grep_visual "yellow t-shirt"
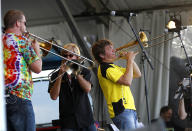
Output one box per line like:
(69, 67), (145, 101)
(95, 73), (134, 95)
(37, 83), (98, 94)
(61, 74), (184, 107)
(98, 62), (136, 118)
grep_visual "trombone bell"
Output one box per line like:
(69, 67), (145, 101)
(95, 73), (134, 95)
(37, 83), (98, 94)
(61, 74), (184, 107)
(139, 31), (148, 47)
(65, 60), (81, 75)
(39, 41), (52, 57)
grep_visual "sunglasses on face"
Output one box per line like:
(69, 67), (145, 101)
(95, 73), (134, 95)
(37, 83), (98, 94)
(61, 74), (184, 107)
(63, 54), (74, 58)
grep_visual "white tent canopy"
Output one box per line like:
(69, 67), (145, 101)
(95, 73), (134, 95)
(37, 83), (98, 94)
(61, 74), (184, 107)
(2, 0), (192, 27)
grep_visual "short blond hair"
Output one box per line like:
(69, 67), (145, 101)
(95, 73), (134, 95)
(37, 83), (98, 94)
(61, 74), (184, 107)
(61, 43), (80, 59)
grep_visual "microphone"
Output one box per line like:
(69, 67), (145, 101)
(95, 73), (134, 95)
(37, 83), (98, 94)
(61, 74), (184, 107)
(110, 11), (136, 17)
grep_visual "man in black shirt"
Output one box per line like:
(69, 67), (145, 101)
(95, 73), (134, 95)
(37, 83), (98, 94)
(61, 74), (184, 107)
(48, 43), (96, 131)
(152, 106), (185, 131)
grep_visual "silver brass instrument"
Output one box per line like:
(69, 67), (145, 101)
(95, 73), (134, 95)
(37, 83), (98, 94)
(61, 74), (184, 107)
(26, 32), (95, 82)
(65, 60), (81, 74)
(48, 60), (82, 83)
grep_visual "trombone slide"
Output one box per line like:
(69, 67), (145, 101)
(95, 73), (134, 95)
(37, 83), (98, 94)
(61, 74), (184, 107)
(116, 41), (137, 51)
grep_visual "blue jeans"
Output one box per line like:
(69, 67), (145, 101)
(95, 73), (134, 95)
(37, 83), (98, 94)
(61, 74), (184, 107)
(112, 109), (139, 131)
(61, 123), (97, 131)
(6, 94), (35, 131)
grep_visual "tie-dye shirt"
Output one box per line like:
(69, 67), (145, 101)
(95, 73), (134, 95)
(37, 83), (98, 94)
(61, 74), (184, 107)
(3, 32), (39, 100)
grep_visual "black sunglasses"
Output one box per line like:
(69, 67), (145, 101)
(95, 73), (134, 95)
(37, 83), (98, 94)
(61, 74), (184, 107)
(63, 54), (74, 58)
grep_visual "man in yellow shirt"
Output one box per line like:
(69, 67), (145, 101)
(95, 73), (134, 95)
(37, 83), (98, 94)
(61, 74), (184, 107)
(91, 39), (141, 131)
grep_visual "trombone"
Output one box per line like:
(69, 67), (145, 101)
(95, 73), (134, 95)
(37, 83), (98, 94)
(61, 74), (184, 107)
(116, 32), (148, 52)
(27, 32), (94, 69)
(115, 31), (179, 57)
(26, 32), (95, 82)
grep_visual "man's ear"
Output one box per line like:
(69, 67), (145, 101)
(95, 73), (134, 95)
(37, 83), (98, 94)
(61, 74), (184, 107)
(15, 20), (20, 27)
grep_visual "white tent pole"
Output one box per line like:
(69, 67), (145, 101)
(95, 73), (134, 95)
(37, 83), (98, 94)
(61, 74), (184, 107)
(0, 0), (7, 130)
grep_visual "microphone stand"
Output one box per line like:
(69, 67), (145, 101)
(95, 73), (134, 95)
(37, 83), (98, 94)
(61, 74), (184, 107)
(178, 31), (192, 120)
(126, 14), (154, 126)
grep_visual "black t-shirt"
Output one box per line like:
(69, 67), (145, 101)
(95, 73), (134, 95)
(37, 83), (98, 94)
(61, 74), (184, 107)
(151, 119), (185, 131)
(165, 121), (184, 131)
(48, 68), (94, 129)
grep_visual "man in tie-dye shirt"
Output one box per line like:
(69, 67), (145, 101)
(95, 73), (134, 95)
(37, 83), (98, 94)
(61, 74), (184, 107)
(3, 10), (42, 131)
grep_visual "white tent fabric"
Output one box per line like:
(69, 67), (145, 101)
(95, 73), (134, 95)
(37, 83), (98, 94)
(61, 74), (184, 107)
(0, 2), (6, 130)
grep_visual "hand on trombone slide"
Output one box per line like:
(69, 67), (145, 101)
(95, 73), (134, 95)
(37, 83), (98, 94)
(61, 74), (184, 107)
(23, 32), (42, 57)
(58, 61), (68, 75)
